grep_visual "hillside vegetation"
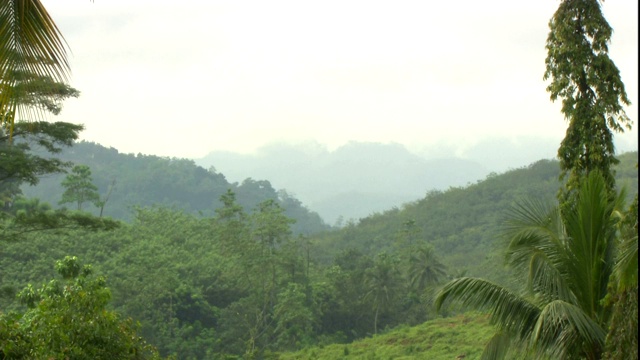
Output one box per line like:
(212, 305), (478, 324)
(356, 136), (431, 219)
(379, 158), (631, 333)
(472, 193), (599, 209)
(2, 0), (637, 358)
(21, 141), (330, 235)
(311, 152), (637, 283)
(2, 151), (636, 358)
(278, 313), (494, 360)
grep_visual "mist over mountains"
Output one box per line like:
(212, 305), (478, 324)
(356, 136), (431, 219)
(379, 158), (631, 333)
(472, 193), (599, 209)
(195, 136), (568, 224)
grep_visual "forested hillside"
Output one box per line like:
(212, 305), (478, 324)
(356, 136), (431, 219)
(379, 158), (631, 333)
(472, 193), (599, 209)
(310, 152), (638, 283)
(2, 0), (637, 358)
(2, 152), (636, 358)
(21, 141), (330, 235)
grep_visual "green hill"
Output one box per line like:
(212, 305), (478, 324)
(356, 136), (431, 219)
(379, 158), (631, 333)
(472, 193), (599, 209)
(20, 141), (330, 235)
(310, 152), (637, 283)
(3, 150), (636, 358)
(278, 313), (493, 360)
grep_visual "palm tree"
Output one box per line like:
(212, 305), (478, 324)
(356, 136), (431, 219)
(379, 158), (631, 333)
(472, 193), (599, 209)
(435, 172), (627, 359)
(364, 253), (401, 335)
(408, 245), (446, 292)
(0, 0), (70, 134)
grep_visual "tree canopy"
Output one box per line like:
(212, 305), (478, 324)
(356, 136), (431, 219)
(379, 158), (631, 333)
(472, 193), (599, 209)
(544, 0), (632, 203)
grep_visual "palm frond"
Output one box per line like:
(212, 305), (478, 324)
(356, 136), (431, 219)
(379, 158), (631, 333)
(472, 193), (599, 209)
(562, 171), (617, 318)
(503, 199), (576, 304)
(0, 0), (70, 130)
(450, 172), (624, 359)
(503, 198), (564, 271)
(503, 197), (562, 240)
(409, 245), (447, 290)
(613, 194), (637, 290)
(435, 277), (540, 339)
(531, 300), (606, 359)
(527, 252), (576, 304)
(614, 232), (638, 290)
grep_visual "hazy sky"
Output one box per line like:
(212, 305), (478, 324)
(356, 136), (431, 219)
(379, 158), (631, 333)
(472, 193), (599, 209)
(40, 0), (638, 159)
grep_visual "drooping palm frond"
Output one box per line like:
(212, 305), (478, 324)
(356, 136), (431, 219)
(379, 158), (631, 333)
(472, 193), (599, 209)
(435, 277), (540, 340)
(531, 300), (606, 359)
(437, 172), (625, 359)
(614, 231), (638, 290)
(0, 0), (70, 132)
(504, 199), (575, 304)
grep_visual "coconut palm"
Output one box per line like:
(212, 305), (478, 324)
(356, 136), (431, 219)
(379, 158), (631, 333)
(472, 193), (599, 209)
(436, 171), (627, 359)
(408, 245), (447, 292)
(364, 253), (401, 335)
(0, 0), (70, 134)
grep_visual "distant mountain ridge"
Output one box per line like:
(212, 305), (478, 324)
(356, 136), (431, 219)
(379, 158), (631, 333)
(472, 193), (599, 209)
(196, 141), (493, 223)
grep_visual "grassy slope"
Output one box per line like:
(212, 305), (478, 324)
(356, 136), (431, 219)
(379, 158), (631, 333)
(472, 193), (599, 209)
(278, 313), (494, 360)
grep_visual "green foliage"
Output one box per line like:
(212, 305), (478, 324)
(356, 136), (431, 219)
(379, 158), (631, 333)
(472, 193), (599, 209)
(544, 0), (632, 203)
(603, 194), (638, 360)
(408, 245), (446, 293)
(0, 155), (635, 358)
(0, 121), (82, 195)
(310, 159), (565, 282)
(611, 194), (638, 290)
(278, 313), (494, 360)
(21, 141), (330, 235)
(0, 256), (163, 359)
(7, 70), (80, 116)
(0, 120), (117, 242)
(0, 59), (81, 210)
(364, 253), (402, 335)
(603, 285), (638, 360)
(436, 172), (628, 359)
(311, 155), (636, 283)
(0, 0), (71, 131)
(273, 283), (315, 350)
(59, 164), (101, 210)
(0, 196), (119, 242)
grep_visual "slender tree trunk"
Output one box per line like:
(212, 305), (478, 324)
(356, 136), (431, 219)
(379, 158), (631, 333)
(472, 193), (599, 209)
(374, 304), (379, 335)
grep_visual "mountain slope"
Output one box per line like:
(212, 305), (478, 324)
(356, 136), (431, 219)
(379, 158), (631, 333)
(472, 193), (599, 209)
(21, 141), (330, 235)
(309, 152), (638, 284)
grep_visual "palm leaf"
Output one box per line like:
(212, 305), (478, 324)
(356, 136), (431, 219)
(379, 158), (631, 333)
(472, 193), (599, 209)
(614, 232), (638, 290)
(440, 172), (624, 359)
(409, 245), (446, 290)
(562, 171), (617, 320)
(526, 252), (576, 304)
(503, 198), (564, 272)
(531, 300), (606, 359)
(435, 277), (540, 339)
(504, 199), (576, 304)
(0, 0), (70, 132)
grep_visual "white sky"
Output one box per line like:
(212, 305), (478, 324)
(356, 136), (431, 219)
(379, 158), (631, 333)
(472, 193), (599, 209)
(40, 0), (638, 159)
